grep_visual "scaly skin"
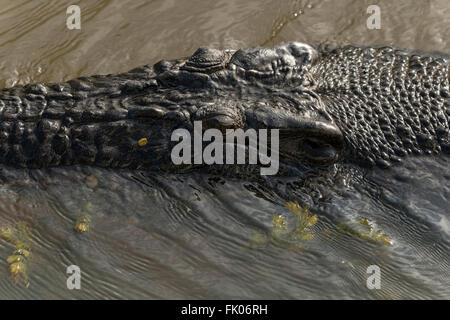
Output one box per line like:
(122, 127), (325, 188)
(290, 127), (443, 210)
(0, 42), (448, 170)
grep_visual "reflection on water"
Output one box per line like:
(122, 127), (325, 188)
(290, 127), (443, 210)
(0, 0), (448, 299)
(0, 156), (448, 299)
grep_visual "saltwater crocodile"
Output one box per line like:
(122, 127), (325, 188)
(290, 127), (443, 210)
(0, 42), (448, 171)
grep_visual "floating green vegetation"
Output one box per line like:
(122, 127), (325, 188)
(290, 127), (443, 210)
(267, 201), (319, 250)
(338, 217), (392, 246)
(75, 215), (91, 233)
(0, 222), (32, 286)
(285, 201), (318, 241)
(0, 222), (32, 250)
(75, 202), (93, 233)
(246, 202), (319, 251)
(271, 214), (288, 236)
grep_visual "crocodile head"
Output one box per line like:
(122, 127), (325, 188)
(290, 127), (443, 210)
(152, 42), (346, 169)
(149, 41), (448, 171)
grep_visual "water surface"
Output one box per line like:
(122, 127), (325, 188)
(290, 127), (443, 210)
(0, 0), (448, 299)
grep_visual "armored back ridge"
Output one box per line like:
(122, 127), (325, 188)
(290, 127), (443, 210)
(0, 42), (448, 171)
(312, 46), (449, 167)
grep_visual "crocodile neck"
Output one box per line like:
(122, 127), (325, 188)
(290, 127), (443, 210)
(0, 67), (190, 169)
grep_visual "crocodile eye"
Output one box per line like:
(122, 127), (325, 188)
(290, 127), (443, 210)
(298, 138), (339, 163)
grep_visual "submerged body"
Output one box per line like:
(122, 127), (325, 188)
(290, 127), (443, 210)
(0, 42), (448, 170)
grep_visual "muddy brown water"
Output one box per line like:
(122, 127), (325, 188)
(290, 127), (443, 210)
(0, 0), (448, 299)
